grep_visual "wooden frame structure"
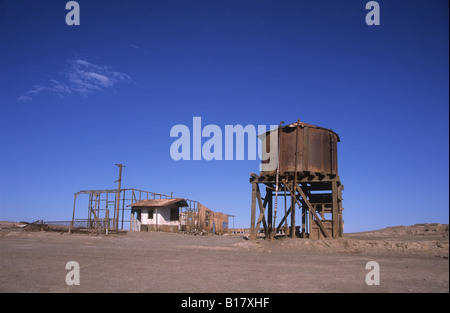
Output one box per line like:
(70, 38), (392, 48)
(68, 188), (200, 234)
(250, 171), (344, 240)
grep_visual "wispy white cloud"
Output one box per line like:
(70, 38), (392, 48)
(18, 59), (131, 101)
(17, 95), (32, 101)
(129, 44), (149, 54)
(28, 85), (48, 95)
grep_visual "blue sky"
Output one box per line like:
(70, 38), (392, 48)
(0, 0), (448, 232)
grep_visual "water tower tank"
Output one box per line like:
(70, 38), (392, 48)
(260, 121), (340, 175)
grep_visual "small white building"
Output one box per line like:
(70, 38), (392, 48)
(129, 198), (188, 232)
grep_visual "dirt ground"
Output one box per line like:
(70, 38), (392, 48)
(0, 221), (448, 293)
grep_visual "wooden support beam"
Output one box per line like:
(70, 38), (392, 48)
(281, 178), (299, 238)
(266, 187), (273, 238)
(295, 183), (331, 238)
(89, 206), (101, 230)
(301, 198), (306, 238)
(308, 199), (313, 239)
(290, 181), (296, 238)
(255, 184), (268, 235)
(276, 205), (291, 232)
(338, 184), (344, 237)
(250, 182), (257, 239)
(332, 180), (339, 238)
(251, 170), (343, 240)
(250, 173), (340, 184)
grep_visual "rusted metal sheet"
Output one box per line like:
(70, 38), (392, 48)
(127, 198), (189, 208)
(261, 121), (340, 175)
(252, 120), (343, 240)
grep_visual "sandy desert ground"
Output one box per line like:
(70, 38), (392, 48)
(0, 221), (448, 293)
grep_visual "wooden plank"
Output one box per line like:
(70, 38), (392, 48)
(308, 200), (314, 239)
(255, 184), (267, 235)
(289, 181), (296, 238)
(332, 180), (338, 238)
(250, 183), (257, 239)
(280, 178), (300, 237)
(251, 174), (339, 184)
(311, 220), (333, 239)
(338, 183), (344, 237)
(301, 198), (306, 238)
(276, 205), (291, 232)
(295, 183), (330, 238)
(267, 187), (273, 238)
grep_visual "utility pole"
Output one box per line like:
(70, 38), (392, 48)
(114, 164), (125, 230)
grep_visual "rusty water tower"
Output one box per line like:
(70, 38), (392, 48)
(249, 120), (344, 239)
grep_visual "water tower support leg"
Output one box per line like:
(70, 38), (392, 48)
(255, 184), (268, 237)
(290, 181), (296, 238)
(266, 187), (273, 238)
(250, 182), (257, 239)
(332, 181), (339, 238)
